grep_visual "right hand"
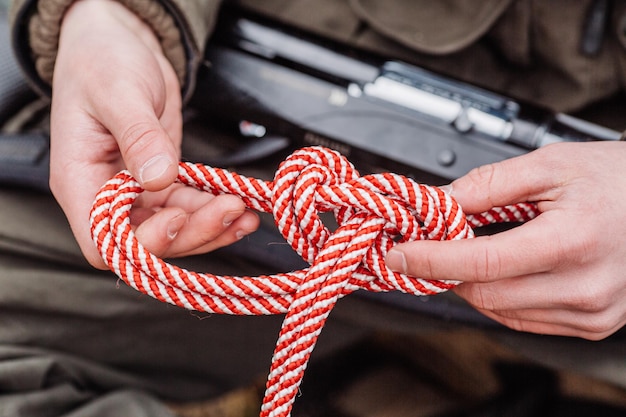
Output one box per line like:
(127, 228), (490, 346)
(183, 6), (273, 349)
(50, 0), (259, 269)
(386, 142), (626, 340)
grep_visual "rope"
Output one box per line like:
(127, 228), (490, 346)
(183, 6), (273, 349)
(90, 146), (539, 417)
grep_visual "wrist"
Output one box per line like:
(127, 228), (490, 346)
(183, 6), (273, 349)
(63, 0), (162, 56)
(26, 0), (187, 92)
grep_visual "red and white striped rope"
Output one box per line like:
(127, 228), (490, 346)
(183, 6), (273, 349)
(90, 146), (539, 417)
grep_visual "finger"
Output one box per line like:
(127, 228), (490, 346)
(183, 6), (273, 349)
(451, 269), (601, 311)
(134, 194), (260, 258)
(95, 99), (180, 191)
(386, 213), (563, 282)
(477, 309), (623, 341)
(176, 210), (260, 257)
(455, 270), (624, 327)
(141, 183), (216, 214)
(453, 274), (558, 311)
(482, 307), (625, 340)
(449, 145), (563, 213)
(133, 207), (188, 255)
(166, 196), (260, 256)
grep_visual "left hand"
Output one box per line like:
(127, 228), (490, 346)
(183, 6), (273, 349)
(385, 141), (626, 340)
(50, 0), (259, 269)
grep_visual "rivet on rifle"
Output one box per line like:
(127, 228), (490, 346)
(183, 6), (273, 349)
(437, 149), (456, 167)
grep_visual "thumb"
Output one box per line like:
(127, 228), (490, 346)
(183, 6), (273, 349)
(109, 113), (179, 191)
(89, 76), (181, 191)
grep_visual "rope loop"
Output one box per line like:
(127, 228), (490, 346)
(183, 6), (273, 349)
(271, 147), (359, 263)
(89, 146), (540, 417)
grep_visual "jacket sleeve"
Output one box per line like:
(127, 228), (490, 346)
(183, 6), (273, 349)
(9, 0), (222, 101)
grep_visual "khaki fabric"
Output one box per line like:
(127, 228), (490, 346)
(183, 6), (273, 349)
(350, 0), (513, 55)
(233, 0), (626, 113)
(10, 0), (626, 113)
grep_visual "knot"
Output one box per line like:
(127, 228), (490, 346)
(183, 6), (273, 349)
(269, 147), (474, 295)
(89, 146), (539, 417)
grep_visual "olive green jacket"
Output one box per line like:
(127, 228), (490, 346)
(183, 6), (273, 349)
(10, 0), (626, 113)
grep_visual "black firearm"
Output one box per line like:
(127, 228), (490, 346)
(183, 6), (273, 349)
(189, 8), (621, 185)
(1, 8), (620, 191)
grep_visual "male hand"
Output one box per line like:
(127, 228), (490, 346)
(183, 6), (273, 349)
(386, 141), (626, 340)
(51, 0), (258, 269)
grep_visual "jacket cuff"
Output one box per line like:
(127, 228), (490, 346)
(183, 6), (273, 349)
(16, 0), (190, 97)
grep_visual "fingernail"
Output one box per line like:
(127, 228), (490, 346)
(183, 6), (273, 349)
(140, 154), (172, 185)
(167, 214), (187, 240)
(235, 230), (249, 240)
(223, 211), (242, 227)
(386, 249), (407, 274)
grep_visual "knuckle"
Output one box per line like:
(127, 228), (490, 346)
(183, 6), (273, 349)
(562, 284), (611, 313)
(473, 241), (501, 283)
(578, 312), (621, 338)
(194, 225), (223, 245)
(461, 284), (497, 310)
(582, 333), (609, 342)
(465, 164), (498, 202)
(423, 253), (438, 280)
(554, 229), (599, 268)
(500, 317), (528, 333)
(118, 121), (160, 156)
(468, 163), (496, 185)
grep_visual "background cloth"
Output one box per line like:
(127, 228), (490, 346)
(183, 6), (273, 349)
(2, 1), (626, 416)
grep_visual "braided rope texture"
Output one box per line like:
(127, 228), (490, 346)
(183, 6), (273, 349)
(90, 146), (539, 417)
